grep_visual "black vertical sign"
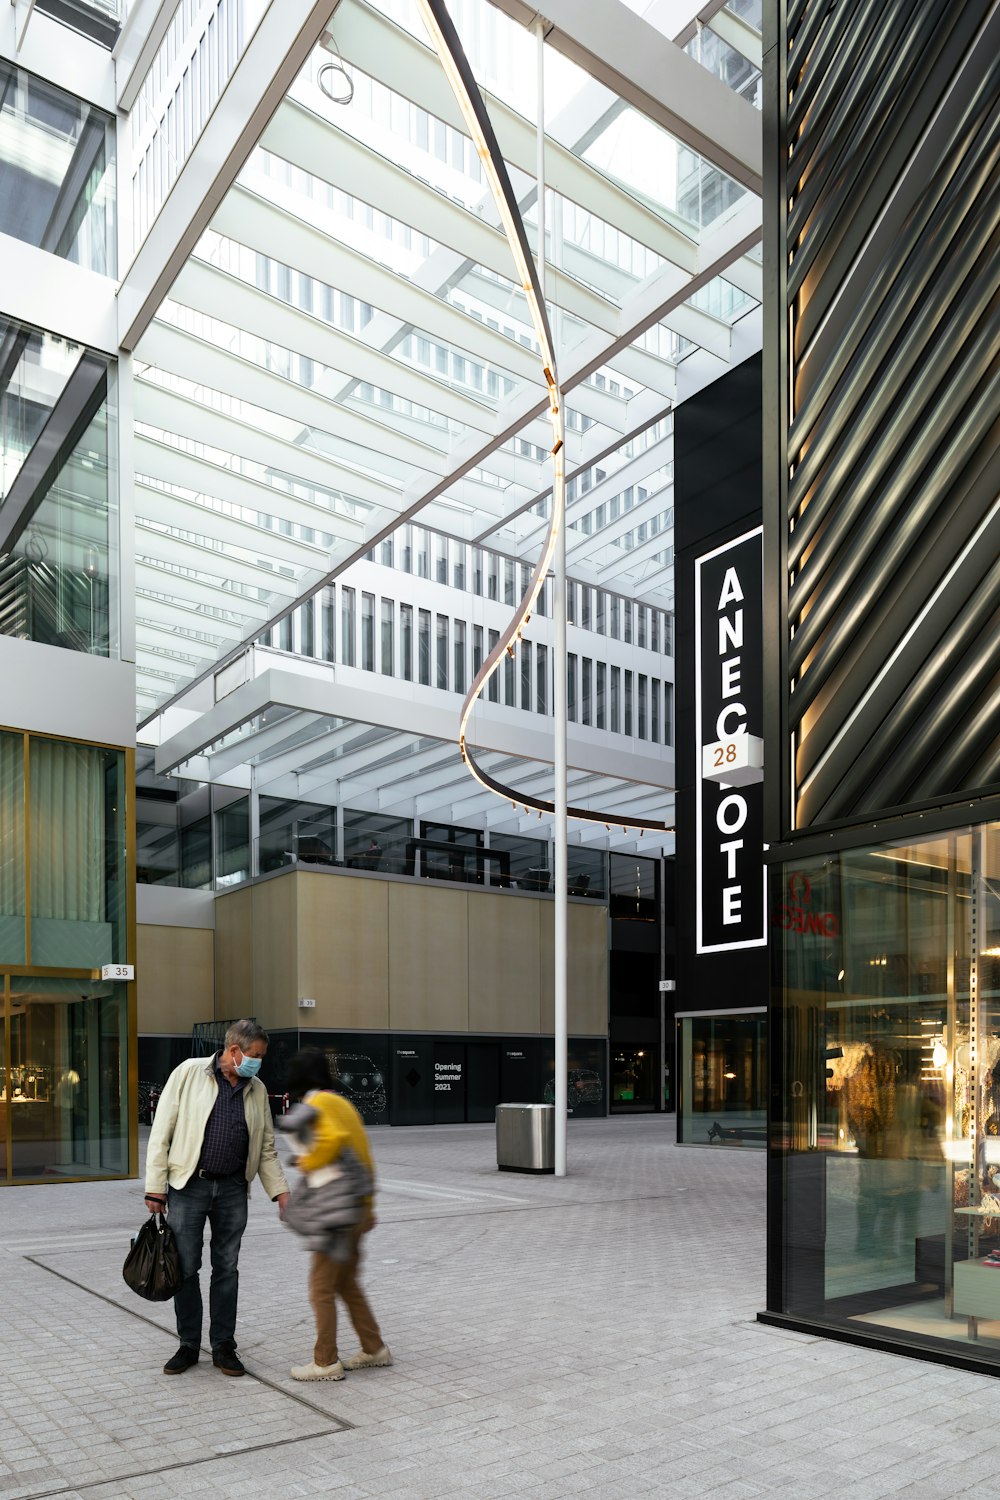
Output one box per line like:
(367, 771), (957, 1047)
(695, 527), (766, 951)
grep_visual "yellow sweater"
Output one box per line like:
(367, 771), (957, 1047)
(296, 1089), (376, 1191)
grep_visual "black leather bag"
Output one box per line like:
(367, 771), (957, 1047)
(123, 1213), (182, 1301)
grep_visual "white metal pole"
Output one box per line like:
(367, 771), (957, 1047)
(534, 19), (568, 1177)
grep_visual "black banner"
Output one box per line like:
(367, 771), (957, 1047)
(695, 528), (766, 951)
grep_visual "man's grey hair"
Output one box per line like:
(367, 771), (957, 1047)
(224, 1019), (269, 1051)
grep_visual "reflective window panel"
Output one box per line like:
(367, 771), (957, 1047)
(36, 0), (122, 49)
(7, 976), (128, 1179)
(0, 317), (117, 656)
(677, 1011), (766, 1146)
(28, 737), (126, 967)
(0, 61), (116, 272)
(258, 795), (336, 873)
(0, 731), (26, 962)
(344, 810), (412, 875)
(775, 820), (1000, 1366)
(215, 798), (249, 888)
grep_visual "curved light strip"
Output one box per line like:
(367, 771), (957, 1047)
(418, 0), (671, 836)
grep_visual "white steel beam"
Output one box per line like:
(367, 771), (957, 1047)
(136, 524), (306, 596)
(135, 482), (331, 572)
(135, 561), (270, 620)
(134, 380), (414, 501)
(260, 104), (623, 337)
(155, 660), (675, 790)
(229, 178), (632, 435)
(215, 184), (542, 384)
(0, 232), (117, 357)
(305, 743), (465, 804)
(334, 1), (703, 269)
(117, 0), (341, 349)
(114, 0), (178, 111)
(136, 622), (220, 665)
(208, 713), (331, 782)
(567, 486), (672, 567)
(162, 259), (499, 434)
(133, 435), (372, 542)
(644, 0), (729, 48)
(708, 8), (763, 69)
(521, 442), (673, 554)
(483, 0), (761, 192)
(595, 528), (675, 585)
(408, 209), (759, 536)
(135, 592), (245, 643)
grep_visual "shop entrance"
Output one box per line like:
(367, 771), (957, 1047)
(433, 1042), (502, 1124)
(611, 1047), (658, 1111)
(1, 973), (129, 1182)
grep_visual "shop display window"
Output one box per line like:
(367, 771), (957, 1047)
(775, 821), (1000, 1364)
(1, 729), (132, 1184)
(5, 976), (127, 1179)
(677, 1010), (766, 1145)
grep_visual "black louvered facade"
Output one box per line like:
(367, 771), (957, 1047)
(762, 2), (1000, 1375)
(763, 0), (1000, 838)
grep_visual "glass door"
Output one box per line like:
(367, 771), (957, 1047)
(6, 976), (127, 1180)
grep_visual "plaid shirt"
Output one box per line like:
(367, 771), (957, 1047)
(195, 1055), (250, 1177)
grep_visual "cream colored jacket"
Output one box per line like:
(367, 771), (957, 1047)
(145, 1055), (289, 1201)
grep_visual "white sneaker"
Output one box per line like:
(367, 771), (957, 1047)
(342, 1345), (392, 1370)
(290, 1360), (345, 1381)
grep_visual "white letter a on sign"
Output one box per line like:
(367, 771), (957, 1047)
(718, 567), (744, 609)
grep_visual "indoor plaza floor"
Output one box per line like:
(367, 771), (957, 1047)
(0, 1115), (996, 1500)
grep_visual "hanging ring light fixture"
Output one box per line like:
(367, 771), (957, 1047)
(318, 32), (354, 104)
(417, 0), (671, 836)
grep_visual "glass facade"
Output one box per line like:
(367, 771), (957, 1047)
(29, 737), (126, 967)
(774, 820), (1000, 1365)
(0, 733), (126, 968)
(0, 730), (131, 1183)
(0, 317), (117, 657)
(215, 798), (250, 888)
(35, 0), (122, 49)
(0, 62), (117, 274)
(7, 975), (127, 1179)
(677, 1010), (766, 1145)
(258, 795), (336, 872)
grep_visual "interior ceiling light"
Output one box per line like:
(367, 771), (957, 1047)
(417, 0), (670, 836)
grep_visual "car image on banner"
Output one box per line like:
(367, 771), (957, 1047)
(326, 1052), (387, 1123)
(544, 1069), (604, 1109)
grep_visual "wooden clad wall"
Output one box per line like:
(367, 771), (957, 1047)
(137, 924), (215, 1034)
(214, 871), (608, 1037)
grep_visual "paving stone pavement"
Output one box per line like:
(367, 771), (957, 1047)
(1, 1116), (997, 1499)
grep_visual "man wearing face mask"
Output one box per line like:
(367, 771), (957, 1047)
(143, 1019), (289, 1377)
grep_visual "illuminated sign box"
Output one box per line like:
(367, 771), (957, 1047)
(701, 733), (764, 787)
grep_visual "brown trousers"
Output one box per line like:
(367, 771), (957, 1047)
(309, 1227), (383, 1366)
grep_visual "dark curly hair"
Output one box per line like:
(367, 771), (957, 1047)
(284, 1049), (334, 1102)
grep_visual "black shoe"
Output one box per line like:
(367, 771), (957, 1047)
(212, 1341), (245, 1377)
(163, 1344), (199, 1375)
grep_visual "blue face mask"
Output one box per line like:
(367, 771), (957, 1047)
(234, 1048), (263, 1080)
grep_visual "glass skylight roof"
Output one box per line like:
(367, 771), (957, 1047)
(129, 0), (762, 720)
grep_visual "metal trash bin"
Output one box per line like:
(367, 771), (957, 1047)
(496, 1103), (554, 1173)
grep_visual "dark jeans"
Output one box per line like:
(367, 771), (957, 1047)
(167, 1172), (248, 1350)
